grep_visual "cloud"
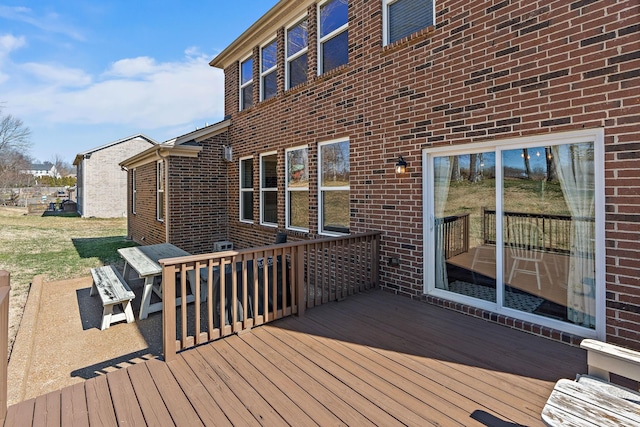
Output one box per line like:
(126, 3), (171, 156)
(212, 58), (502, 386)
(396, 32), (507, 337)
(21, 62), (92, 87)
(0, 6), (84, 41)
(0, 33), (26, 55)
(4, 49), (225, 130)
(104, 57), (165, 78)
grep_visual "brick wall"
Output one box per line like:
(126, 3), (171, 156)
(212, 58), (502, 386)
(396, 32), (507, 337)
(168, 135), (229, 254)
(220, 0), (639, 347)
(81, 137), (154, 218)
(127, 161), (165, 245)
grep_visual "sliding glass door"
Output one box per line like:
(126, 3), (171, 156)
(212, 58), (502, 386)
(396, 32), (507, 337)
(425, 131), (602, 334)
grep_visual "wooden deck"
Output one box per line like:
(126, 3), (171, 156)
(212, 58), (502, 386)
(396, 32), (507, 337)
(3, 290), (586, 426)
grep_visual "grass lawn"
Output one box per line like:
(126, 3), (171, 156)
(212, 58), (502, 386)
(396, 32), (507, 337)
(0, 206), (138, 356)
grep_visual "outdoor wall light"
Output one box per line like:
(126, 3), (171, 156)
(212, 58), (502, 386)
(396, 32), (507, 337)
(395, 156), (408, 174)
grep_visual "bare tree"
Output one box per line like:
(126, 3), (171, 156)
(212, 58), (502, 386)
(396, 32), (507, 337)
(450, 156), (461, 181)
(468, 154), (479, 183)
(0, 107), (32, 155)
(52, 154), (73, 177)
(545, 146), (557, 181)
(522, 148), (532, 179)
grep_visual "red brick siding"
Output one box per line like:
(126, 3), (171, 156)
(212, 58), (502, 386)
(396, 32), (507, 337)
(220, 0), (639, 347)
(127, 162), (165, 245)
(167, 135), (229, 254)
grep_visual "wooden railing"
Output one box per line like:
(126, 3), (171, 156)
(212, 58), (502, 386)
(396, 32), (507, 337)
(482, 209), (594, 254)
(435, 214), (470, 260)
(0, 271), (10, 421)
(160, 232), (380, 361)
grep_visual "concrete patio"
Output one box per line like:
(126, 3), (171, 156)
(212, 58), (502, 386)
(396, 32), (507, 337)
(7, 272), (163, 406)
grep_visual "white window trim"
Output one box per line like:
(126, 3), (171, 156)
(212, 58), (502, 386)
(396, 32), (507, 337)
(382, 0), (436, 46)
(156, 161), (164, 222)
(239, 156), (254, 224)
(318, 138), (350, 236)
(131, 168), (137, 215)
(260, 38), (278, 101)
(285, 15), (308, 90)
(239, 54), (253, 111)
(260, 151), (278, 227)
(317, 0), (349, 75)
(422, 128), (605, 340)
(285, 145), (309, 231)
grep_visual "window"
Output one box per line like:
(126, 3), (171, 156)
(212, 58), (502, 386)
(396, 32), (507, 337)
(383, 0), (435, 45)
(261, 40), (277, 100)
(156, 161), (164, 222)
(240, 56), (253, 110)
(260, 152), (278, 226)
(131, 168), (137, 214)
(425, 129), (604, 337)
(286, 146), (309, 230)
(318, 0), (348, 74)
(240, 157), (254, 222)
(319, 139), (349, 234)
(286, 18), (308, 89)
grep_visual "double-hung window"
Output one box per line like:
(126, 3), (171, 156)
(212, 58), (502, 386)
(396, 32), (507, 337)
(131, 168), (137, 215)
(261, 40), (277, 100)
(318, 0), (348, 74)
(260, 152), (278, 226)
(286, 18), (308, 89)
(240, 56), (253, 110)
(240, 157), (254, 222)
(286, 146), (309, 231)
(156, 161), (164, 222)
(319, 139), (349, 234)
(383, 0), (435, 45)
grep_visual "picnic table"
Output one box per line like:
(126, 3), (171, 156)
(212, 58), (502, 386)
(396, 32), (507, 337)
(117, 243), (193, 319)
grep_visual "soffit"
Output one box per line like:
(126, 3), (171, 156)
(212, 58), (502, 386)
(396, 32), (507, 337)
(210, 0), (315, 70)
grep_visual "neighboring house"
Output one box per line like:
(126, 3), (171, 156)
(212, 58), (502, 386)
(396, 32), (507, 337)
(119, 122), (230, 254)
(73, 135), (157, 218)
(125, 0), (640, 350)
(21, 163), (60, 179)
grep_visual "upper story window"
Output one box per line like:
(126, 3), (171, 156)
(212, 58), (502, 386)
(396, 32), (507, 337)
(319, 139), (350, 235)
(240, 56), (253, 110)
(286, 18), (308, 89)
(261, 40), (277, 101)
(318, 0), (348, 74)
(156, 161), (164, 222)
(240, 157), (254, 223)
(286, 146), (309, 231)
(131, 168), (137, 215)
(383, 0), (435, 45)
(260, 152), (278, 226)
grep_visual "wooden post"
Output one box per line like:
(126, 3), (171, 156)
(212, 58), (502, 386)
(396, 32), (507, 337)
(0, 270), (10, 421)
(162, 265), (177, 362)
(296, 246), (305, 316)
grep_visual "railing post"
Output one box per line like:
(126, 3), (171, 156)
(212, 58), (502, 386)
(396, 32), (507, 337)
(0, 270), (10, 421)
(162, 265), (177, 362)
(296, 246), (305, 316)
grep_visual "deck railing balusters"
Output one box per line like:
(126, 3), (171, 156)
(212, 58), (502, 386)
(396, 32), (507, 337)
(160, 232), (380, 361)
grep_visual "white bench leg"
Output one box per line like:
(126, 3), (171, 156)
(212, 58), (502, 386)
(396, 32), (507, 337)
(123, 300), (135, 323)
(101, 305), (114, 330)
(139, 277), (154, 320)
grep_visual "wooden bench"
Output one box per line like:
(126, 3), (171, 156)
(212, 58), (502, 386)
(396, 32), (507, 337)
(90, 266), (135, 330)
(542, 339), (640, 426)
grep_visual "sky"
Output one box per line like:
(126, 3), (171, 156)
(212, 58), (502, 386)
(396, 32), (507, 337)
(0, 0), (279, 165)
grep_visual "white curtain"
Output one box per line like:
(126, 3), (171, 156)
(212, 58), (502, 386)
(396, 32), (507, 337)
(552, 144), (595, 328)
(434, 156), (453, 290)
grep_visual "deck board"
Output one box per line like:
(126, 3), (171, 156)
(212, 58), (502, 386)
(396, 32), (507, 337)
(106, 367), (147, 426)
(4, 290), (586, 426)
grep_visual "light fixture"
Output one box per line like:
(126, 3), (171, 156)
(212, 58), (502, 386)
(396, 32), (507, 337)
(395, 156), (407, 174)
